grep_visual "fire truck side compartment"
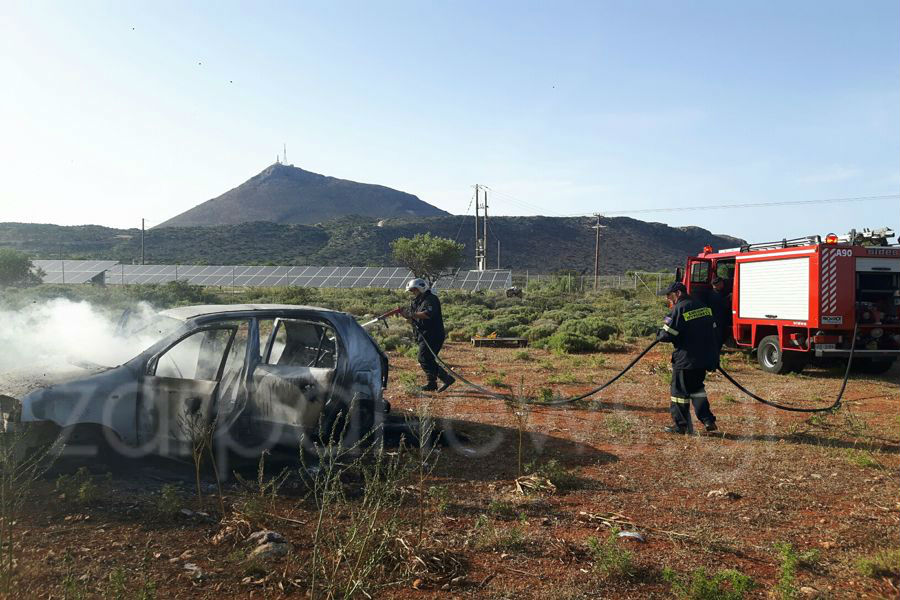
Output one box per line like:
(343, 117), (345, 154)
(737, 257), (809, 321)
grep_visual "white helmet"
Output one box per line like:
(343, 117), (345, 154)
(406, 278), (428, 292)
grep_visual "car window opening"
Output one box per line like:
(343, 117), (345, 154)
(153, 323), (244, 381)
(267, 319), (337, 369)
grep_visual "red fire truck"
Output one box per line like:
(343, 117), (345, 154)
(678, 227), (900, 374)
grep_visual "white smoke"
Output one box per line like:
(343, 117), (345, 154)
(0, 298), (178, 373)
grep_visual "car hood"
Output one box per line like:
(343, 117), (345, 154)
(0, 364), (111, 401)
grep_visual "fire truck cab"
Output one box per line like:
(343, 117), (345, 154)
(678, 227), (900, 375)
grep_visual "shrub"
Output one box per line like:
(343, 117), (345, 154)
(774, 542), (819, 600)
(155, 484), (181, 518)
(475, 523), (527, 552)
(524, 321), (557, 342)
(586, 528), (634, 579)
(558, 317), (617, 341)
(546, 331), (600, 354)
(663, 567), (755, 600)
(855, 549), (900, 579)
(621, 314), (660, 337)
(596, 339), (630, 353)
(846, 449), (882, 469)
(55, 467), (108, 505)
(378, 334), (407, 351)
(526, 458), (579, 491)
(479, 316), (524, 337)
(448, 329), (472, 342)
(547, 371), (577, 384)
(487, 500), (517, 519)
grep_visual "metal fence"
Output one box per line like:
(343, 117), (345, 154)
(515, 272), (671, 294)
(34, 259), (671, 294)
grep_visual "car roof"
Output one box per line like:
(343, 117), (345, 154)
(159, 304), (340, 322)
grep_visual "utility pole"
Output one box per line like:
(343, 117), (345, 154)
(592, 214), (606, 291)
(141, 218), (145, 265)
(483, 188), (488, 270)
(474, 185), (481, 270)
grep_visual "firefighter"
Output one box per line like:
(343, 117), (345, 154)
(707, 276), (730, 348)
(403, 278), (455, 392)
(658, 281), (719, 434)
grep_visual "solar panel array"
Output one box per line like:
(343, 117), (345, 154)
(102, 264), (511, 290)
(433, 269), (513, 291)
(33, 260), (119, 284)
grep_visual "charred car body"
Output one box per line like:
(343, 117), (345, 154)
(0, 305), (390, 457)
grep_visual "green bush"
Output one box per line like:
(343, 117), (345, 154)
(558, 316), (617, 341)
(663, 567), (755, 599)
(480, 316), (524, 337)
(526, 458), (579, 491)
(774, 542), (820, 600)
(621, 314), (660, 337)
(596, 339), (631, 353)
(856, 549), (900, 579)
(155, 484), (181, 518)
(377, 334), (407, 351)
(55, 467), (109, 505)
(586, 528), (634, 579)
(524, 321), (557, 341)
(546, 331), (600, 354)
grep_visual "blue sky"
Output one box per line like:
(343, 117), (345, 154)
(1, 0), (897, 243)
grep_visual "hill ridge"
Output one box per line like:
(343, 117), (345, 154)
(0, 216), (744, 275)
(157, 163), (449, 227)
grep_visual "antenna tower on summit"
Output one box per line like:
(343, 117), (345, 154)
(283, 143), (287, 165)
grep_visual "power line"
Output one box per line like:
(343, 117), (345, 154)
(482, 186), (567, 217)
(474, 190), (897, 218)
(452, 189), (476, 243)
(563, 194), (900, 217)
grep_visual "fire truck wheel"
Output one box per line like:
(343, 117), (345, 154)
(757, 335), (798, 374)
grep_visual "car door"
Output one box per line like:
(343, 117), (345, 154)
(686, 258), (713, 302)
(139, 323), (238, 457)
(251, 318), (338, 443)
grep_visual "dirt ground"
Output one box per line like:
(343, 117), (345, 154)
(6, 342), (899, 599)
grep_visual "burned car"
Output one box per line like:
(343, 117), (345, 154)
(0, 304), (389, 458)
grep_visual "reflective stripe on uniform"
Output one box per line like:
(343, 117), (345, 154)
(683, 307), (712, 321)
(662, 324), (679, 336)
(690, 390), (708, 399)
(670, 396), (690, 404)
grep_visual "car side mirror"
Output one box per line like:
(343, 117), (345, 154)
(674, 267), (683, 283)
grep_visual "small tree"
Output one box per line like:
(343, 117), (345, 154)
(0, 249), (42, 287)
(391, 234), (464, 286)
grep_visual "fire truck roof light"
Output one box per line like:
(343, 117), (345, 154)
(824, 233), (838, 244)
(703, 245), (713, 253)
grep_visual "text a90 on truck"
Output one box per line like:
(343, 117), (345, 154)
(678, 227), (900, 374)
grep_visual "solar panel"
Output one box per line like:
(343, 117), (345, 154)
(34, 260), (118, 284)
(432, 270), (511, 291)
(99, 263), (511, 290)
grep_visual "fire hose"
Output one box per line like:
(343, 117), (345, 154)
(398, 314), (857, 413)
(714, 324), (857, 413)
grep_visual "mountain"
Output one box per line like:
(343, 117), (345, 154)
(0, 217), (744, 275)
(156, 163), (449, 227)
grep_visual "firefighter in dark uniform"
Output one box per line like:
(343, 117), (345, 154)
(707, 276), (730, 349)
(404, 278), (455, 392)
(657, 281), (719, 434)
